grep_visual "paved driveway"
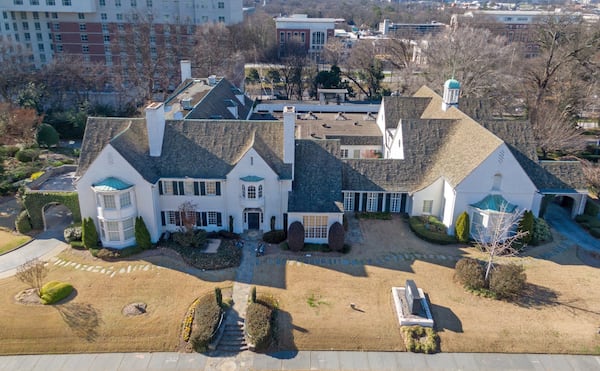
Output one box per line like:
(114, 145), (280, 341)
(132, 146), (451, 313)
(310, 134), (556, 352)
(544, 203), (599, 251)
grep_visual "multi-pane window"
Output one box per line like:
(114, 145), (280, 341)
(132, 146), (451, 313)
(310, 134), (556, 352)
(166, 211), (182, 226)
(116, 13), (123, 20)
(131, 0), (137, 6)
(258, 185), (263, 198)
(390, 193), (402, 213)
(122, 218), (134, 240)
(100, 13), (107, 20)
(344, 192), (354, 211)
(103, 194), (116, 209)
(62, 0), (71, 5)
(218, 16), (225, 22)
(422, 200), (433, 214)
(80, 34), (87, 41)
(163, 181), (174, 195)
(366, 192), (378, 212)
(218, 2), (224, 8)
(207, 211), (217, 225)
(119, 192), (131, 208)
(303, 215), (328, 239)
(106, 221), (120, 241)
(115, 0), (121, 6)
(247, 186), (256, 199)
(82, 45), (89, 53)
(340, 149), (348, 159)
(99, 0), (105, 5)
(184, 181), (194, 196)
(46, 0), (55, 6)
(78, 13), (84, 20)
(205, 181), (216, 195)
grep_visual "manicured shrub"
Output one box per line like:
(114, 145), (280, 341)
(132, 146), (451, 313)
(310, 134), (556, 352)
(36, 123), (60, 147)
(455, 211), (470, 243)
(173, 229), (207, 248)
(287, 221), (305, 252)
(63, 224), (82, 243)
(245, 302), (273, 352)
(355, 212), (392, 220)
(135, 216), (152, 249)
(454, 258), (486, 290)
(518, 210), (534, 245)
(328, 222), (345, 252)
(15, 148), (39, 163)
(70, 240), (85, 249)
(82, 217), (98, 249)
(250, 286), (257, 303)
(40, 281), (73, 304)
(96, 245), (143, 260)
(190, 294), (222, 352)
(400, 326), (439, 354)
(15, 210), (32, 233)
(262, 230), (286, 244)
(489, 263), (526, 299)
(531, 217), (552, 245)
(215, 287), (222, 307)
(0, 145), (20, 157)
(409, 216), (457, 245)
(584, 201), (600, 217)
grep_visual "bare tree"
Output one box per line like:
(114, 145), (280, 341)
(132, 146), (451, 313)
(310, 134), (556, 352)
(532, 103), (586, 158)
(178, 201), (198, 234)
(581, 160), (600, 198)
(472, 207), (529, 281)
(0, 103), (42, 145)
(342, 40), (385, 99)
(16, 258), (49, 297)
(0, 41), (34, 103)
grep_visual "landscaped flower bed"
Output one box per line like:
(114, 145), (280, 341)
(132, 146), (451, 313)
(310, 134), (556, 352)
(163, 238), (242, 270)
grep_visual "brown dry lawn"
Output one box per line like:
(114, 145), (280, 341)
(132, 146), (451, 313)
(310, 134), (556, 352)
(0, 248), (234, 355)
(0, 229), (31, 255)
(254, 216), (600, 354)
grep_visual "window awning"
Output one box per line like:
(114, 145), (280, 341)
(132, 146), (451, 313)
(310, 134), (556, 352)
(470, 194), (517, 213)
(92, 177), (133, 191)
(240, 175), (264, 182)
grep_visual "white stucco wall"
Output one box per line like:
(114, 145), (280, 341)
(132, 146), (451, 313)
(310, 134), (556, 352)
(287, 212), (343, 243)
(451, 143), (538, 232)
(75, 144), (161, 244)
(411, 177), (445, 217)
(226, 148), (291, 232)
(442, 180), (456, 229)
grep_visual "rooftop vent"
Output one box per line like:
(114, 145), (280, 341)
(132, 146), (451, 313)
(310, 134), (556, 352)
(364, 112), (376, 121)
(335, 112), (347, 121)
(181, 97), (193, 110)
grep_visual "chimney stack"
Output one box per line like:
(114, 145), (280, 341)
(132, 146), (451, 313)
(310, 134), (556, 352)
(180, 60), (192, 84)
(145, 102), (165, 157)
(283, 106), (296, 167)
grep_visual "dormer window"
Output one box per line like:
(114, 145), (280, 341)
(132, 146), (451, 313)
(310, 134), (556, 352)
(240, 175), (264, 200)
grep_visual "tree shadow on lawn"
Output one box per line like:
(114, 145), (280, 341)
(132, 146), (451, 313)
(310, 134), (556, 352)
(268, 308), (303, 359)
(429, 302), (463, 334)
(54, 302), (103, 342)
(516, 283), (600, 317)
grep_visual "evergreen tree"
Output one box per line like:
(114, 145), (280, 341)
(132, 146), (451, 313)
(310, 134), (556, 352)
(135, 216), (152, 249)
(82, 217), (98, 249)
(455, 211), (470, 243)
(518, 210), (534, 245)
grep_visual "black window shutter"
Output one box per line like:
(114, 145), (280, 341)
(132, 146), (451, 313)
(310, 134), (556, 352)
(201, 212), (207, 226)
(178, 181), (184, 195)
(172, 181), (178, 195)
(216, 213), (222, 227)
(175, 212), (181, 226)
(161, 211), (165, 226)
(200, 182), (206, 196)
(362, 193), (367, 211)
(378, 193), (384, 212)
(401, 193), (407, 213)
(194, 181), (199, 196)
(354, 193), (360, 212)
(158, 181), (163, 195)
(385, 194), (391, 212)
(216, 182), (221, 196)
(195, 212), (202, 226)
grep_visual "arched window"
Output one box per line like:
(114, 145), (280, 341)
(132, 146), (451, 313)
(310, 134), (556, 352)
(492, 173), (502, 191)
(247, 185), (256, 199)
(258, 185), (263, 198)
(241, 184), (245, 197)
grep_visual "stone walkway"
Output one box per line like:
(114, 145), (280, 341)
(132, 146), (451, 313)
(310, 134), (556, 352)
(51, 257), (159, 278)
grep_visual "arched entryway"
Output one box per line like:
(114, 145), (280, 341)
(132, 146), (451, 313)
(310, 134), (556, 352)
(540, 193), (584, 219)
(42, 203), (73, 231)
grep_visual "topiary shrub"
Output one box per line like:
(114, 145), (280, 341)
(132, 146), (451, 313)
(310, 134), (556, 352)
(15, 210), (32, 233)
(489, 263), (526, 299)
(262, 230), (286, 244)
(135, 216), (152, 249)
(245, 301), (273, 352)
(584, 201), (600, 217)
(287, 221), (304, 252)
(63, 224), (82, 243)
(250, 286), (257, 303)
(518, 210), (534, 245)
(531, 217), (552, 245)
(36, 123), (60, 147)
(82, 217), (98, 249)
(215, 287), (222, 307)
(409, 216), (457, 245)
(454, 258), (486, 290)
(328, 222), (345, 252)
(40, 281), (74, 304)
(190, 294), (222, 352)
(455, 211), (470, 243)
(15, 148), (39, 163)
(70, 240), (85, 249)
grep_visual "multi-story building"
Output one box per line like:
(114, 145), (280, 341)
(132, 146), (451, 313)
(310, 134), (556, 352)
(275, 14), (344, 61)
(379, 19), (447, 39)
(0, 0), (243, 68)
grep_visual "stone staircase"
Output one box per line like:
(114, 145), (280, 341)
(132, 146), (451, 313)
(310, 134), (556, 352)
(215, 319), (248, 353)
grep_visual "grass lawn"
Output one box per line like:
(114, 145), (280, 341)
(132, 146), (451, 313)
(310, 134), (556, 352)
(0, 248), (234, 355)
(254, 217), (600, 354)
(0, 229), (31, 255)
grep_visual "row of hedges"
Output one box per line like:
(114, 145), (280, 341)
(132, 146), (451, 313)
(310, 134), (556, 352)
(40, 280), (74, 304)
(409, 216), (457, 245)
(355, 212), (392, 220)
(454, 258), (527, 299)
(190, 293), (223, 352)
(245, 288), (277, 352)
(262, 230), (286, 244)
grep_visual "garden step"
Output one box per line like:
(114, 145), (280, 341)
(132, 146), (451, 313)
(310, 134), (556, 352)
(216, 321), (247, 352)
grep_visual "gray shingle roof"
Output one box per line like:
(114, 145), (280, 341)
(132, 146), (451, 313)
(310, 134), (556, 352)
(79, 118), (291, 183)
(185, 79), (254, 120)
(539, 161), (587, 190)
(382, 96), (432, 129)
(288, 140), (343, 213)
(325, 135), (382, 145)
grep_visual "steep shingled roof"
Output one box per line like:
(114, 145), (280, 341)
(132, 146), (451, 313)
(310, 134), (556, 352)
(78, 118), (291, 183)
(382, 96), (432, 129)
(185, 79), (254, 120)
(325, 135), (382, 145)
(288, 140), (343, 213)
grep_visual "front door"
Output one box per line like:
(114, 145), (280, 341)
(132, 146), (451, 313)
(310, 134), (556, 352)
(248, 212), (260, 230)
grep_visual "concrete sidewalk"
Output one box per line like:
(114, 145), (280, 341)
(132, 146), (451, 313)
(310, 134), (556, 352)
(1, 351), (599, 370)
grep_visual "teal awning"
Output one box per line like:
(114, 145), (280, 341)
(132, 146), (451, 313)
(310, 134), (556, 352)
(240, 175), (264, 182)
(92, 177), (133, 191)
(470, 194), (517, 213)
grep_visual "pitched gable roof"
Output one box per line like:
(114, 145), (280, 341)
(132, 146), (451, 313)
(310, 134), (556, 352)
(78, 118), (291, 183)
(185, 79), (254, 120)
(383, 96), (432, 129)
(288, 140), (343, 213)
